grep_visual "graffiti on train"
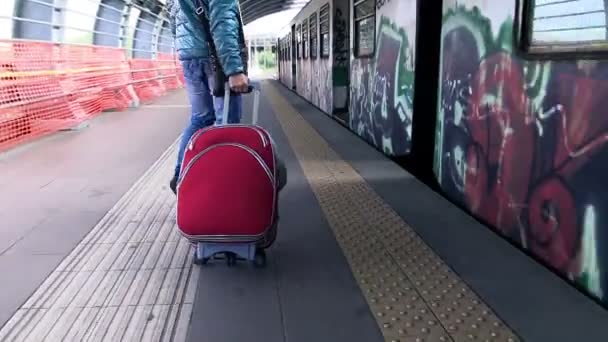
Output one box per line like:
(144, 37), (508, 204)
(316, 58), (332, 113)
(435, 5), (608, 303)
(376, 0), (392, 10)
(296, 50), (331, 113)
(297, 59), (311, 101)
(349, 15), (414, 156)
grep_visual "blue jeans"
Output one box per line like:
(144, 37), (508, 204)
(175, 58), (243, 178)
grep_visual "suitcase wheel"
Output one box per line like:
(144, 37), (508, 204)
(253, 249), (267, 268)
(226, 252), (237, 267)
(193, 249), (209, 265)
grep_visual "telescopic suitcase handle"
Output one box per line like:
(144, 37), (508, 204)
(222, 82), (260, 125)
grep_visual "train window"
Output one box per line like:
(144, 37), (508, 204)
(354, 0), (375, 57)
(303, 19), (309, 59)
(297, 24), (302, 59)
(320, 4), (330, 58)
(524, 0), (608, 52)
(310, 13), (318, 59)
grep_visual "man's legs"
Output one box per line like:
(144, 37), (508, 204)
(171, 58), (216, 193)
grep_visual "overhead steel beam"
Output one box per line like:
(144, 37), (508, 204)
(240, 0), (307, 9)
(241, 0), (308, 14)
(13, 0), (54, 40)
(242, 6), (292, 25)
(119, 0), (134, 50)
(240, 0), (309, 24)
(158, 21), (173, 53)
(132, 9), (156, 58)
(150, 10), (166, 58)
(51, 0), (67, 42)
(94, 0), (126, 46)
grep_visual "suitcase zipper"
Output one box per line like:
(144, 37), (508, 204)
(179, 142), (275, 189)
(187, 125), (268, 151)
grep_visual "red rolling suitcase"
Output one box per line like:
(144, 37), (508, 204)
(176, 83), (283, 267)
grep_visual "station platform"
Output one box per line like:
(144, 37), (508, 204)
(0, 79), (606, 342)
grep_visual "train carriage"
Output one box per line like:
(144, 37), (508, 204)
(436, 0), (608, 303)
(278, 0), (608, 307)
(283, 1), (336, 114)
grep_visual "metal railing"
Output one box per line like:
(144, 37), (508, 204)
(0, 0), (174, 59)
(0, 0), (183, 152)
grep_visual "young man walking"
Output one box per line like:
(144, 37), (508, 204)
(168, 0), (249, 193)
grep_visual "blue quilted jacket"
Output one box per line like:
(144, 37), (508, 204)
(169, 0), (245, 77)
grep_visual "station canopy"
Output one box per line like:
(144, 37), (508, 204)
(238, 0), (309, 25)
(156, 0), (309, 25)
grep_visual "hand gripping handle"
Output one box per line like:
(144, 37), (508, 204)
(222, 82), (260, 125)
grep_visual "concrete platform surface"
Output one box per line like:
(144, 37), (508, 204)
(0, 90), (190, 327)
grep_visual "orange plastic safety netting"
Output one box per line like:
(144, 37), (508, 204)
(0, 40), (183, 151)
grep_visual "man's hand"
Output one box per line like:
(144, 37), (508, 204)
(228, 73), (249, 93)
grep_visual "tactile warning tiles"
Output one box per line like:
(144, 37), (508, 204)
(0, 141), (198, 342)
(265, 82), (520, 342)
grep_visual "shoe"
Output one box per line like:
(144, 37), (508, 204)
(169, 175), (177, 195)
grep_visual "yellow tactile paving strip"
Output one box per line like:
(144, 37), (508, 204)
(0, 141), (198, 342)
(0, 82), (520, 342)
(265, 82), (520, 342)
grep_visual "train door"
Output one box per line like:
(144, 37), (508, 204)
(331, 0), (350, 123)
(291, 25), (297, 90)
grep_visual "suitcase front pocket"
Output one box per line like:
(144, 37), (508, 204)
(177, 143), (276, 240)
